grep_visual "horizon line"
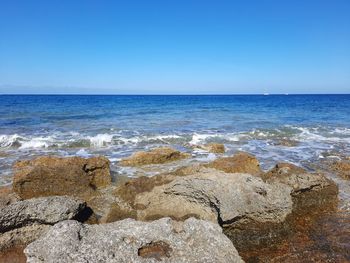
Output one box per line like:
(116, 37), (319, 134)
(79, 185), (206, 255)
(0, 93), (350, 96)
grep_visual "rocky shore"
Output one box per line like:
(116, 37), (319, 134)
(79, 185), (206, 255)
(0, 145), (346, 262)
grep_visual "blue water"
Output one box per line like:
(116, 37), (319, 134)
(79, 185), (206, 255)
(1, 94), (350, 185)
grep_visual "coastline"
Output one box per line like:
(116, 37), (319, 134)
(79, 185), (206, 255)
(0, 145), (349, 262)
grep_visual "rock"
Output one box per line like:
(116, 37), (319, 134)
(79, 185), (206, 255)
(119, 147), (189, 166)
(104, 173), (179, 223)
(0, 185), (20, 208)
(0, 224), (50, 252)
(13, 156), (111, 199)
(206, 151), (262, 176)
(0, 246), (27, 263)
(25, 217), (244, 263)
(330, 159), (350, 180)
(264, 163), (337, 196)
(196, 143), (225, 153)
(0, 196), (90, 233)
(272, 139), (300, 147)
(133, 168), (293, 225)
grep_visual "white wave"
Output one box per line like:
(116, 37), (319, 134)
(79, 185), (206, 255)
(87, 134), (114, 147)
(189, 133), (241, 145)
(0, 134), (22, 148)
(190, 133), (214, 145)
(145, 134), (181, 141)
(19, 136), (56, 149)
(294, 127), (350, 143)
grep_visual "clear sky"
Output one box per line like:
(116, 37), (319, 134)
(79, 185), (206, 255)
(0, 0), (349, 94)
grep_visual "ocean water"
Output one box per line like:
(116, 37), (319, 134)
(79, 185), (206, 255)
(0, 94), (350, 185)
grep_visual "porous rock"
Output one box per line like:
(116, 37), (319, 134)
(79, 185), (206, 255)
(119, 147), (190, 166)
(0, 196), (88, 233)
(13, 156), (111, 199)
(206, 152), (262, 175)
(25, 217), (244, 263)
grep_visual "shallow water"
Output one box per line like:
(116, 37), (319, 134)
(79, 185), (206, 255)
(1, 94), (350, 184)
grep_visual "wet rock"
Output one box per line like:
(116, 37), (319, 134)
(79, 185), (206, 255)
(119, 147), (190, 166)
(195, 143), (225, 153)
(25, 217), (243, 263)
(13, 156), (111, 199)
(330, 159), (350, 180)
(0, 185), (20, 208)
(272, 139), (300, 147)
(206, 151), (262, 176)
(0, 196), (89, 233)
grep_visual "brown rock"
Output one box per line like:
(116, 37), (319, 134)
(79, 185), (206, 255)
(119, 147), (189, 166)
(206, 151), (262, 176)
(104, 173), (178, 223)
(264, 163), (336, 193)
(264, 163), (338, 207)
(13, 156), (111, 200)
(0, 246), (27, 263)
(264, 163), (306, 179)
(0, 185), (20, 208)
(330, 159), (350, 180)
(0, 224), (50, 252)
(273, 139), (300, 147)
(196, 143), (225, 153)
(138, 241), (172, 260)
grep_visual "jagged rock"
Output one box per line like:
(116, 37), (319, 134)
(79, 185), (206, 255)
(0, 185), (20, 208)
(206, 152), (262, 176)
(0, 224), (50, 252)
(264, 163), (337, 196)
(119, 147), (190, 166)
(272, 139), (300, 147)
(25, 218), (244, 263)
(0, 196), (89, 233)
(134, 168), (293, 225)
(13, 156), (111, 199)
(330, 159), (350, 180)
(195, 143), (225, 153)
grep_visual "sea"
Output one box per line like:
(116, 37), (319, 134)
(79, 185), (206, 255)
(0, 94), (350, 185)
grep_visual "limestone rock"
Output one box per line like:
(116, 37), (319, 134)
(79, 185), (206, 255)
(0, 196), (88, 233)
(206, 152), (262, 176)
(264, 163), (337, 196)
(330, 159), (350, 180)
(13, 156), (111, 199)
(134, 168), (293, 226)
(25, 218), (244, 263)
(119, 147), (189, 166)
(0, 185), (20, 208)
(196, 143), (225, 153)
(0, 224), (50, 252)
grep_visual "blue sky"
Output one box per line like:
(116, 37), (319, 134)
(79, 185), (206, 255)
(0, 0), (349, 94)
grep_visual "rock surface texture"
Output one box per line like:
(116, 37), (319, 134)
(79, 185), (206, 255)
(195, 143), (225, 153)
(0, 186), (20, 208)
(264, 163), (336, 196)
(25, 217), (244, 263)
(206, 152), (262, 175)
(330, 159), (350, 180)
(119, 147), (189, 166)
(13, 156), (111, 199)
(0, 196), (87, 233)
(133, 168), (293, 225)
